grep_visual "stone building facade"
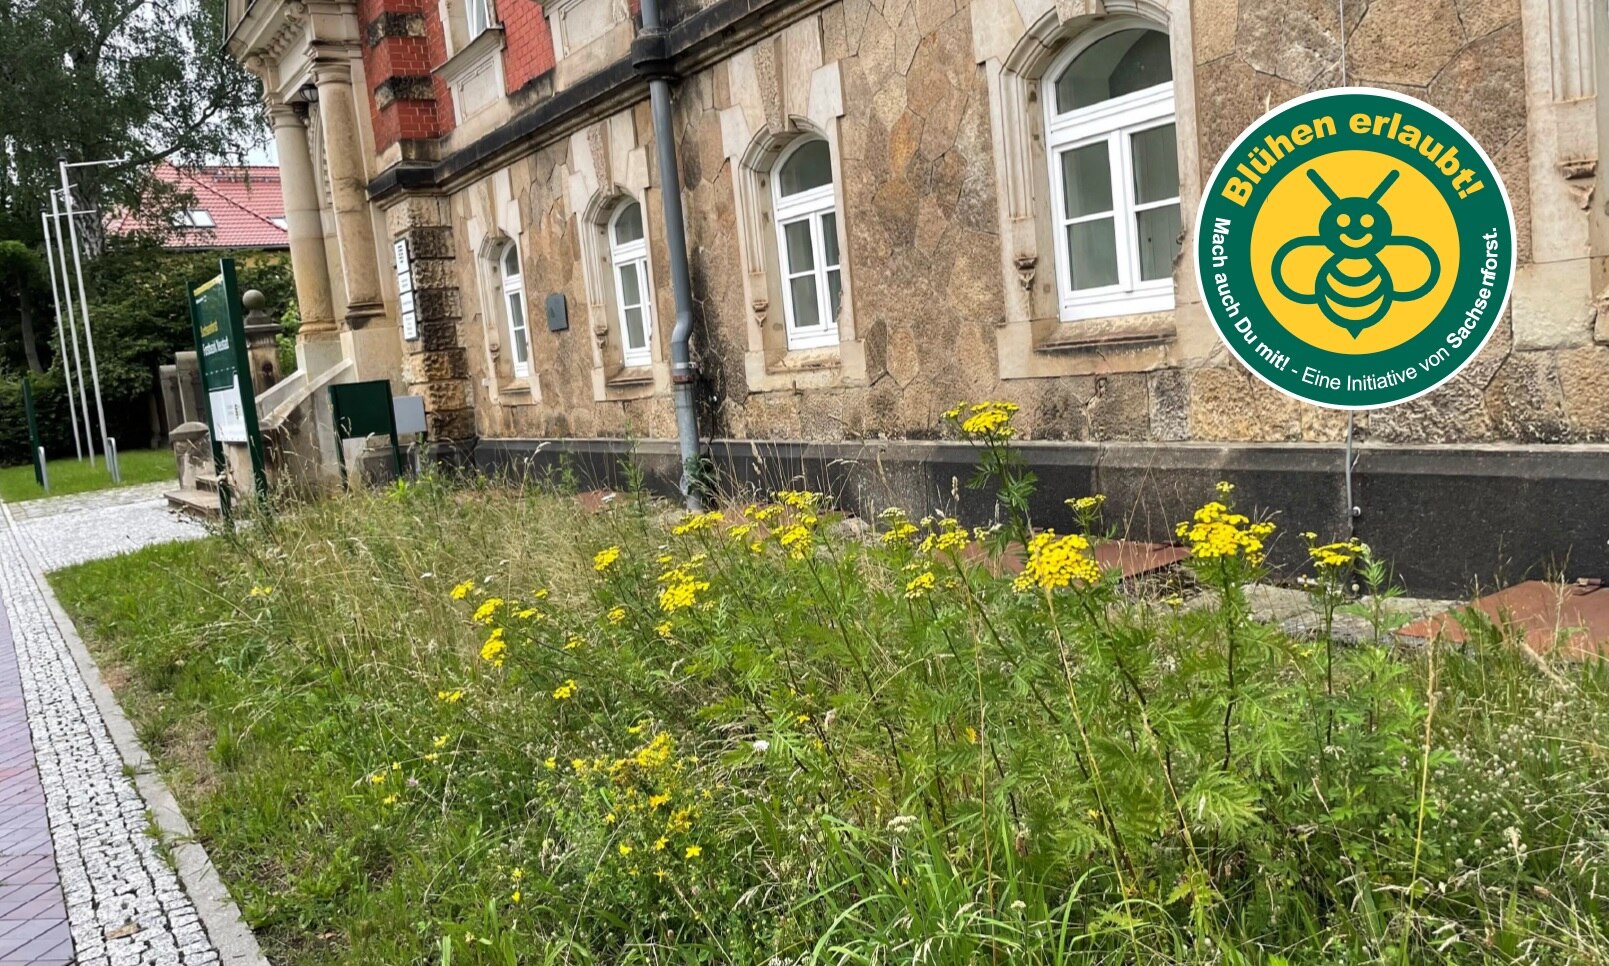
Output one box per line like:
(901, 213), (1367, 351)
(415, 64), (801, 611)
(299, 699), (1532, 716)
(225, 0), (1608, 591)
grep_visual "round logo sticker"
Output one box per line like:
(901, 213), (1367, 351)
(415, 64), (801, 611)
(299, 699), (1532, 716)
(1195, 88), (1515, 409)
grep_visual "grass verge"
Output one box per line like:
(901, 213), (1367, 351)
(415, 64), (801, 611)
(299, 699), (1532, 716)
(49, 463), (1609, 965)
(0, 449), (175, 502)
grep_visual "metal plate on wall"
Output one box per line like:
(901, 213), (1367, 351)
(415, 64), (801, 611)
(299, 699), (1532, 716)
(545, 293), (568, 332)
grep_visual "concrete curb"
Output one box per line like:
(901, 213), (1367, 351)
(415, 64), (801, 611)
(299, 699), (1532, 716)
(1, 498), (269, 966)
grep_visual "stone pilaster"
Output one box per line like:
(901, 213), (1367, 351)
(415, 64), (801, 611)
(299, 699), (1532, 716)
(312, 55), (387, 329)
(266, 102), (340, 364)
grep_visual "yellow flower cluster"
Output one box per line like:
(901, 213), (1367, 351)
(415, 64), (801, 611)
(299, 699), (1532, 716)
(593, 546), (621, 573)
(436, 688), (464, 703)
(553, 678), (578, 700)
(919, 517), (972, 556)
(904, 570), (936, 599)
(775, 490), (822, 512)
(472, 597), (503, 625)
(657, 562), (712, 613)
(1067, 495), (1105, 513)
(607, 606), (627, 624)
(672, 510), (725, 536)
(774, 523), (813, 560)
(450, 579), (476, 600)
(944, 401), (1021, 440)
(480, 627), (507, 667)
(1308, 537), (1364, 570)
(1012, 531), (1101, 592)
(248, 585), (273, 598)
(1175, 492), (1275, 564)
(879, 507), (918, 545)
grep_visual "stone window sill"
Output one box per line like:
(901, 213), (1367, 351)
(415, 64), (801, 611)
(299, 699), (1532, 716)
(606, 367), (654, 389)
(766, 347), (841, 375)
(1036, 313), (1176, 353)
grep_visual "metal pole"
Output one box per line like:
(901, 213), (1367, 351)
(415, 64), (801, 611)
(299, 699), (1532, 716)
(58, 162), (112, 470)
(39, 207), (84, 460)
(48, 191), (97, 465)
(37, 448), (49, 494)
(107, 437), (121, 483)
(635, 0), (703, 510)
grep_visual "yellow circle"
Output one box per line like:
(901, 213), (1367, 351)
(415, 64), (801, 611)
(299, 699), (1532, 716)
(1249, 150), (1458, 355)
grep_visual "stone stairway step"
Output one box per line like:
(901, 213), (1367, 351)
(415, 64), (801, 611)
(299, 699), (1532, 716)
(165, 489), (221, 520)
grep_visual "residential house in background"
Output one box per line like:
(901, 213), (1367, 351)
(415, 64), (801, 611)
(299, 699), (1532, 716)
(108, 164), (289, 251)
(221, 0), (1608, 593)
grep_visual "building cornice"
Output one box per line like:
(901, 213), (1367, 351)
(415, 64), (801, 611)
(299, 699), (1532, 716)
(368, 0), (837, 203)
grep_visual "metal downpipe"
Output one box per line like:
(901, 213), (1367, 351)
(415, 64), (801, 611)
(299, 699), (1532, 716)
(635, 0), (703, 510)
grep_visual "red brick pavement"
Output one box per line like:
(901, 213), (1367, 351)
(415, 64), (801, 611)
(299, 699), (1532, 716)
(0, 603), (70, 963)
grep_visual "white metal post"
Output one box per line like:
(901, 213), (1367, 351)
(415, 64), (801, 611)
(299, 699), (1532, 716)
(58, 161), (112, 470)
(38, 207), (83, 461)
(47, 191), (97, 465)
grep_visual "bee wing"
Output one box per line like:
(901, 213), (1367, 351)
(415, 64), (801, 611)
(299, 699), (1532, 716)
(1378, 239), (1439, 299)
(1272, 238), (1330, 303)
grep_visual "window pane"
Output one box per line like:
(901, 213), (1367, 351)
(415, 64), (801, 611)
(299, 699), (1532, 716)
(789, 275), (821, 329)
(827, 268), (842, 324)
(612, 202), (643, 245)
(502, 244), (520, 278)
(778, 139), (833, 196)
(618, 261), (641, 307)
(1135, 203), (1181, 281)
(1060, 142), (1113, 219)
(1131, 124), (1179, 205)
(507, 293), (526, 332)
(512, 327), (529, 366)
(1067, 218), (1119, 290)
(821, 212), (840, 267)
(623, 306), (646, 350)
(783, 220), (815, 273)
(1054, 29), (1172, 114)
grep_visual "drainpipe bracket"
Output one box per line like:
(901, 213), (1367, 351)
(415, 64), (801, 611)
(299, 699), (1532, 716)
(631, 28), (675, 81)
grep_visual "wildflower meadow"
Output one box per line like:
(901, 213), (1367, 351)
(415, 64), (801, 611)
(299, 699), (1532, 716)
(49, 406), (1609, 964)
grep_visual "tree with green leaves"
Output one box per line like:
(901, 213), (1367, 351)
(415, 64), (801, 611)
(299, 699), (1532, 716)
(0, 0), (268, 243)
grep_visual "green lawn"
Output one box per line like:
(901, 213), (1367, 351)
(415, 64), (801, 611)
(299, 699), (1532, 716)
(0, 448), (175, 502)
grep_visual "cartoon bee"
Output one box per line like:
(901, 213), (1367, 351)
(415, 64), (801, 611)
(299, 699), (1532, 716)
(1272, 168), (1440, 338)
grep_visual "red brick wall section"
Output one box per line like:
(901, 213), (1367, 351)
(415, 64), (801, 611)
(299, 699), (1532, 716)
(499, 0), (556, 95)
(359, 0), (455, 152)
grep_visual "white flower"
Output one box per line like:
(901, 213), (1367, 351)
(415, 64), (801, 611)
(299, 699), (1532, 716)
(752, 739), (770, 753)
(1010, 900), (1026, 911)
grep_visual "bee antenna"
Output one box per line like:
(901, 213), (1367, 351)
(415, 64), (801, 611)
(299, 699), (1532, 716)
(1305, 169), (1341, 204)
(1368, 169), (1401, 203)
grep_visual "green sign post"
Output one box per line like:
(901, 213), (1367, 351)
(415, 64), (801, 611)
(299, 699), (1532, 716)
(20, 377), (44, 489)
(186, 258), (267, 514)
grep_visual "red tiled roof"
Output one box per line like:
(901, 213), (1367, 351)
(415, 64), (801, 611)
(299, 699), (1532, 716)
(107, 164), (289, 251)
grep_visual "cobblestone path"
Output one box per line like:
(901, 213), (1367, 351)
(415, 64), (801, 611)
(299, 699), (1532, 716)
(0, 483), (248, 965)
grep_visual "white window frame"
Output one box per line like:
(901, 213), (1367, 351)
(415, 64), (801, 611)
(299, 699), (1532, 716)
(1043, 24), (1178, 322)
(498, 242), (531, 378)
(607, 201), (653, 368)
(771, 138), (843, 351)
(465, 0), (492, 41)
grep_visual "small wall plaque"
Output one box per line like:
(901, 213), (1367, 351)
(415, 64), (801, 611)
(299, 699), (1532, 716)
(545, 293), (569, 332)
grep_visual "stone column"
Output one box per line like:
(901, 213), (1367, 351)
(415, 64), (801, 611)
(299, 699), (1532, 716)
(267, 103), (338, 345)
(312, 56), (386, 329)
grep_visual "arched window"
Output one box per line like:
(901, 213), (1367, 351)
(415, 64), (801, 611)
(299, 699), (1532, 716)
(771, 138), (843, 350)
(498, 241), (531, 378)
(1044, 25), (1179, 321)
(608, 200), (652, 367)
